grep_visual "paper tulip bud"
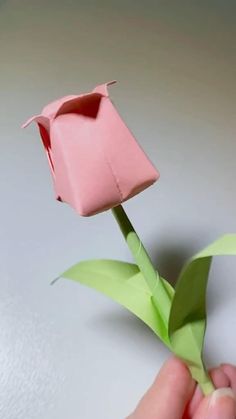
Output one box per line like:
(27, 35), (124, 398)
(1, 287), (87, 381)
(23, 81), (159, 216)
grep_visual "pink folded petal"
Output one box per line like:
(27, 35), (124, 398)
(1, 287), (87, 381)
(93, 80), (117, 96)
(23, 82), (159, 216)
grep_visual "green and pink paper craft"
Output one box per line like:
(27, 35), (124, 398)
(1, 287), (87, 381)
(23, 81), (236, 395)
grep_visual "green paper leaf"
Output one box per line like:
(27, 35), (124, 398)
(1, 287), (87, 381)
(62, 259), (174, 346)
(169, 234), (236, 393)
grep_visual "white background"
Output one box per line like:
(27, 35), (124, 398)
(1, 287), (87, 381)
(0, 1), (236, 418)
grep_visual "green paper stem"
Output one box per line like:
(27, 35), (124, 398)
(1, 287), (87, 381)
(189, 365), (215, 395)
(112, 204), (171, 326)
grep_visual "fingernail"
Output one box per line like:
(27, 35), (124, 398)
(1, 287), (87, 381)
(207, 388), (236, 419)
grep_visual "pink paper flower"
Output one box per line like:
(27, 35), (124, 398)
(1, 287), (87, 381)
(23, 81), (159, 216)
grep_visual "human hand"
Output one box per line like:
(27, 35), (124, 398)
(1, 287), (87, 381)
(127, 357), (236, 419)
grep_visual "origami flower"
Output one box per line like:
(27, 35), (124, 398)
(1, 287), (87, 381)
(23, 81), (159, 216)
(23, 81), (236, 397)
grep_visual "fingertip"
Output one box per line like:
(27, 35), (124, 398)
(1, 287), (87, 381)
(158, 356), (193, 385)
(209, 366), (230, 388)
(131, 357), (195, 419)
(208, 388), (236, 418)
(193, 388), (236, 419)
(157, 356), (196, 407)
(220, 364), (236, 394)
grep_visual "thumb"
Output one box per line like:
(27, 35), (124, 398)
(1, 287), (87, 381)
(193, 388), (236, 419)
(128, 357), (195, 419)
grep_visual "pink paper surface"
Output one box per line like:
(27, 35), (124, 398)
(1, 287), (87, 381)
(23, 81), (159, 216)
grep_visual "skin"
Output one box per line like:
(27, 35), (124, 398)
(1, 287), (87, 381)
(127, 357), (236, 419)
